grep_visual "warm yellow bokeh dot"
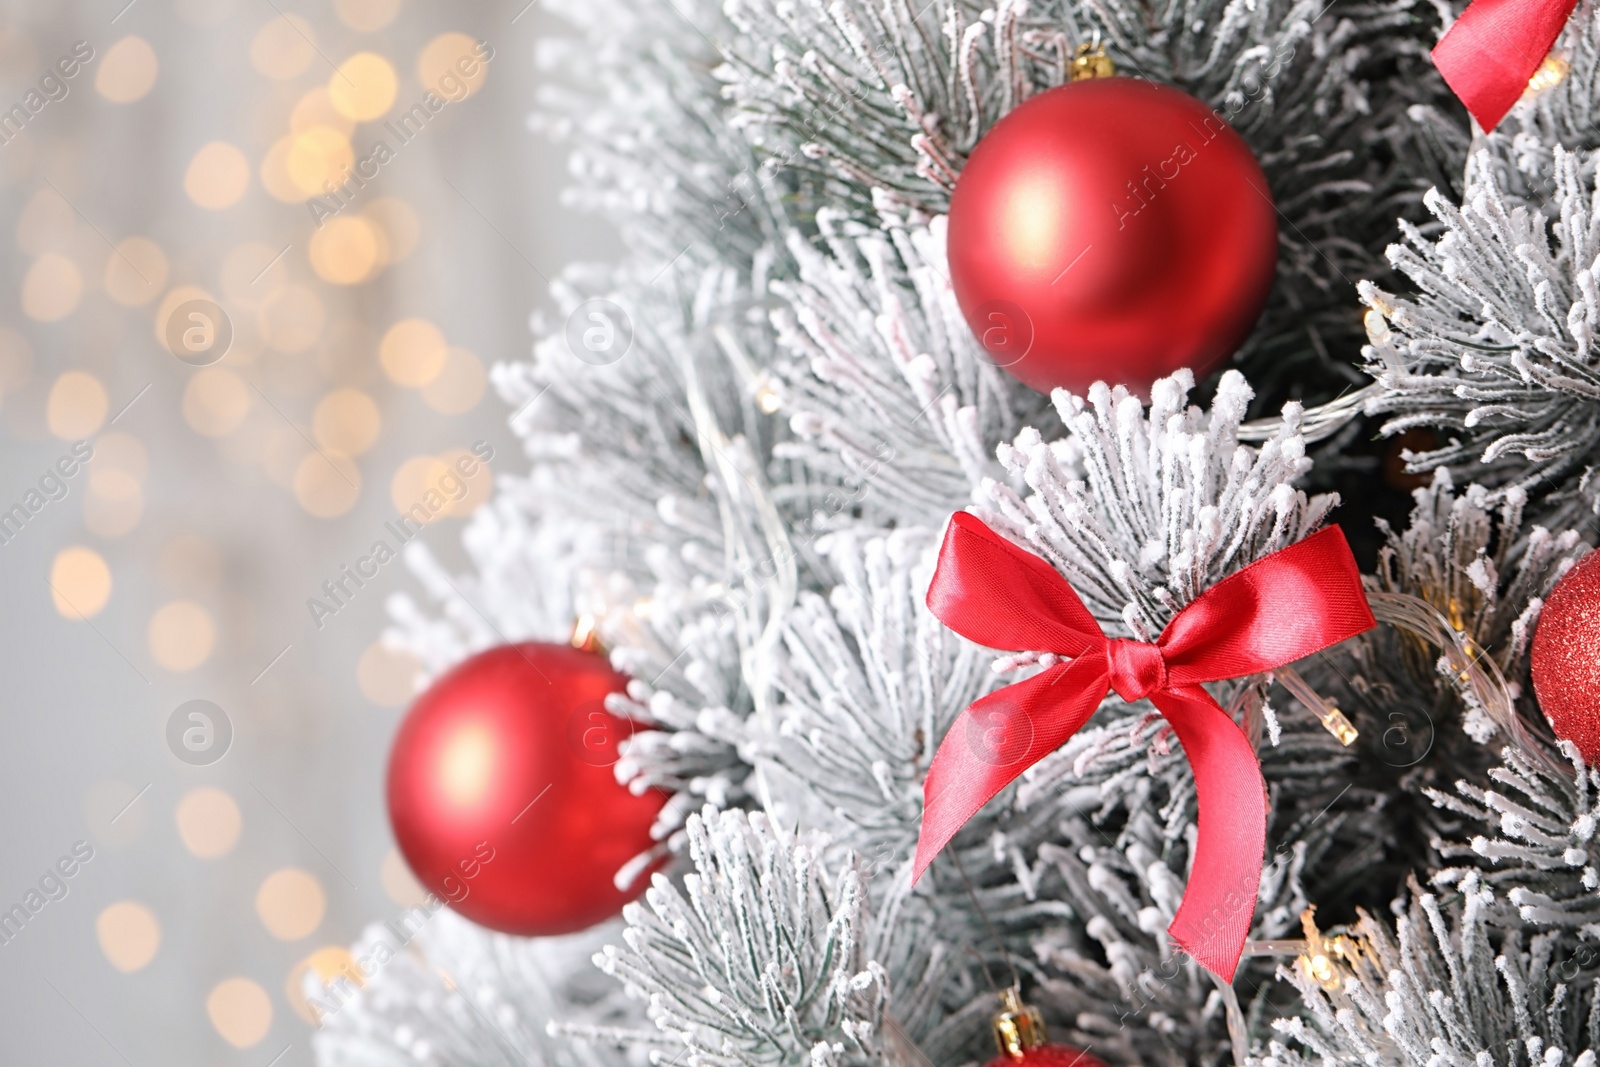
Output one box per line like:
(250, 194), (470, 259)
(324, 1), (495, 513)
(182, 367), (252, 437)
(174, 787), (241, 858)
(0, 327), (33, 399)
(221, 242), (288, 304)
(95, 36), (159, 102)
(22, 253), (83, 322)
(103, 237), (168, 306)
(50, 547), (112, 619)
(313, 389), (380, 455)
(364, 197), (418, 263)
(184, 142), (250, 210)
(294, 451), (361, 518)
(358, 642), (420, 706)
(96, 902), (160, 972)
(286, 126), (354, 199)
(287, 945), (365, 1024)
(47, 370), (107, 438)
(379, 318), (447, 387)
(147, 600), (216, 672)
(380, 847), (429, 906)
(418, 33), (488, 99)
(308, 215), (380, 285)
(420, 347), (486, 415)
(258, 285), (325, 353)
(256, 868), (325, 941)
(438, 447), (492, 516)
(389, 454), (450, 520)
(335, 0), (401, 31)
(207, 978), (272, 1049)
(249, 13), (315, 80)
(290, 86), (356, 137)
(16, 188), (74, 255)
(328, 52), (396, 122)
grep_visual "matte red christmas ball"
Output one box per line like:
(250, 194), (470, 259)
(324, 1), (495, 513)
(1532, 550), (1600, 763)
(947, 77), (1278, 398)
(386, 642), (667, 935)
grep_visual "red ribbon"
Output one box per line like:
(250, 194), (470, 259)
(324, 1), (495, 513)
(915, 513), (1376, 980)
(1432, 0), (1578, 131)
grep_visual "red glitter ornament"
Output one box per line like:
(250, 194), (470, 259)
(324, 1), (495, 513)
(386, 642), (667, 935)
(1532, 550), (1600, 763)
(947, 75), (1278, 399)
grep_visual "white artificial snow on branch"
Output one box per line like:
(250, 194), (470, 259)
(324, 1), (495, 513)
(977, 370), (1336, 638)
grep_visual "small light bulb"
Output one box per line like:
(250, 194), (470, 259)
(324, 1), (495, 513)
(1527, 55), (1569, 95)
(756, 385), (781, 414)
(1318, 707), (1359, 746)
(1363, 308), (1391, 345)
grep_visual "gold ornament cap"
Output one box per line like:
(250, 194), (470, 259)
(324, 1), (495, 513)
(991, 987), (1046, 1059)
(1069, 42), (1116, 81)
(570, 613), (604, 654)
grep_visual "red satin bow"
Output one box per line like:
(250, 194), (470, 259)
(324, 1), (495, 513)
(1432, 0), (1578, 131)
(915, 513), (1376, 980)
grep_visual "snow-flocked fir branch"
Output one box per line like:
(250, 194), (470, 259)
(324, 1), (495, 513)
(768, 210), (1047, 527)
(1371, 469), (1588, 686)
(1431, 743), (1600, 945)
(1255, 872), (1600, 1066)
(976, 370), (1335, 638)
(594, 808), (889, 1067)
(314, 912), (629, 1067)
(1362, 139), (1600, 509)
(1255, 743), (1600, 1067)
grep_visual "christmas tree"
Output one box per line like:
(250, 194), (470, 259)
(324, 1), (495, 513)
(311, 0), (1600, 1063)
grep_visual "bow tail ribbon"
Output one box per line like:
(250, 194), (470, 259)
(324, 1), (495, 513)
(1148, 685), (1267, 978)
(1432, 0), (1579, 130)
(916, 658), (1111, 871)
(914, 513), (1375, 980)
(914, 666), (1269, 978)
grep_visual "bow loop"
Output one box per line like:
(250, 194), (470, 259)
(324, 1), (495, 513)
(1158, 527), (1377, 685)
(917, 514), (1376, 981)
(926, 512), (1103, 656)
(1105, 638), (1167, 702)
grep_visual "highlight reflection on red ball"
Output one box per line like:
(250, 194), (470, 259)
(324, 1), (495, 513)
(385, 642), (666, 935)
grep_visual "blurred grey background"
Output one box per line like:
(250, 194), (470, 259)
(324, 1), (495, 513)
(0, 0), (609, 1061)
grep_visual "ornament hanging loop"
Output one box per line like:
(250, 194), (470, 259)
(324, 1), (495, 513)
(1069, 39), (1115, 81)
